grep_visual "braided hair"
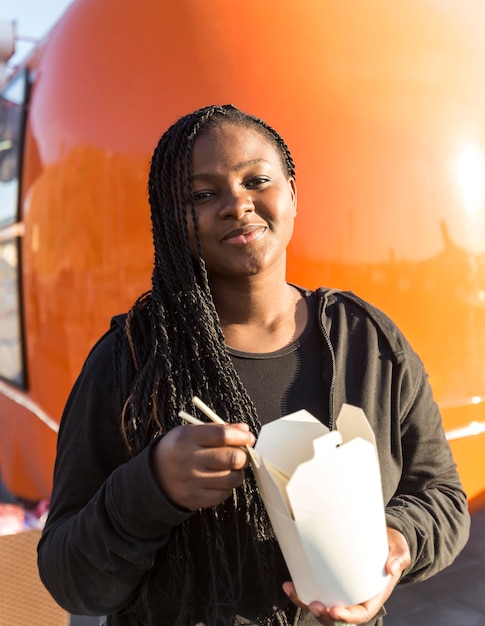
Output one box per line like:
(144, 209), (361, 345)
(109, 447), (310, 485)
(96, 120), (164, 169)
(118, 104), (297, 625)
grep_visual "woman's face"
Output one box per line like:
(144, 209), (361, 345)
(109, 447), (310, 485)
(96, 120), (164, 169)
(186, 122), (297, 280)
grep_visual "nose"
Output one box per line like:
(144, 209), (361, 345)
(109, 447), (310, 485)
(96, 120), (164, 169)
(219, 187), (254, 219)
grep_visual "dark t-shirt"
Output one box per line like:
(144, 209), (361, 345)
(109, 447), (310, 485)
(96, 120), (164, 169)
(228, 291), (330, 427)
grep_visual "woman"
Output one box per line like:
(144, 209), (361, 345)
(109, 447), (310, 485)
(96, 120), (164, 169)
(38, 104), (470, 626)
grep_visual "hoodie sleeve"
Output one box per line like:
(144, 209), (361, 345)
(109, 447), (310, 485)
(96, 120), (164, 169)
(37, 328), (193, 616)
(324, 290), (470, 587)
(384, 352), (471, 584)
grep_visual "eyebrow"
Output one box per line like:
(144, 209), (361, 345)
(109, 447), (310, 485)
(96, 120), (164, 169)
(191, 158), (269, 180)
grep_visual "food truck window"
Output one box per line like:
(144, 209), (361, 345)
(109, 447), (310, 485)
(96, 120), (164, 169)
(0, 69), (28, 387)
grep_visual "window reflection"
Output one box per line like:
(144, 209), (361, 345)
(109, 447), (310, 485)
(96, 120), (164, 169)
(0, 71), (25, 227)
(0, 69), (27, 387)
(0, 238), (23, 384)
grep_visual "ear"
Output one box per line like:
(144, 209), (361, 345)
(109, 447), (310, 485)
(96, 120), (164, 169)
(289, 177), (297, 216)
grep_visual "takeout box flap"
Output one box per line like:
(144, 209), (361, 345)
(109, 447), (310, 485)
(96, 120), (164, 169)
(255, 410), (329, 474)
(336, 403), (377, 446)
(254, 404), (377, 475)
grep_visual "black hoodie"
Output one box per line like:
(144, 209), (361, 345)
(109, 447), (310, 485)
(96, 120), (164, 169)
(38, 288), (470, 625)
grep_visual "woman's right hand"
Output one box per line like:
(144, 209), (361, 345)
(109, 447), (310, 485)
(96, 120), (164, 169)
(151, 423), (255, 510)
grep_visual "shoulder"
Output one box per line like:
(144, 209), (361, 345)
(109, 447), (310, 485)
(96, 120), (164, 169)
(58, 316), (129, 443)
(83, 314), (127, 371)
(316, 287), (420, 367)
(65, 314), (129, 418)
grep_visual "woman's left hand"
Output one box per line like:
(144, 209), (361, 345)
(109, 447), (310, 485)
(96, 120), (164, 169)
(282, 527), (411, 625)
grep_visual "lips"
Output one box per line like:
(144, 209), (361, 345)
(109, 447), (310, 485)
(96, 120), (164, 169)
(221, 224), (267, 245)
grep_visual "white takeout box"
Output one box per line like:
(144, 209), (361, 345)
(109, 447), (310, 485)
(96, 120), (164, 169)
(248, 403), (390, 607)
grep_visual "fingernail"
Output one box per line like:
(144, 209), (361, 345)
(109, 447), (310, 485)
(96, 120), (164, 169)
(236, 449), (248, 465)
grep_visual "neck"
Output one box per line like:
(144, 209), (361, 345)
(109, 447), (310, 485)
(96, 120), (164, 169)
(209, 273), (308, 352)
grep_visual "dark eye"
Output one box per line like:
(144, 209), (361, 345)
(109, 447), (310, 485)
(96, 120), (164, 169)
(192, 190), (214, 203)
(245, 176), (270, 189)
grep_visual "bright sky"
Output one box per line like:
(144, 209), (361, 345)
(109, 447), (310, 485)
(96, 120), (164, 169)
(1, 0), (74, 72)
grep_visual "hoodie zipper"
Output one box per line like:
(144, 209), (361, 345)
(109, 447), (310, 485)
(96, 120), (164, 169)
(317, 290), (337, 431)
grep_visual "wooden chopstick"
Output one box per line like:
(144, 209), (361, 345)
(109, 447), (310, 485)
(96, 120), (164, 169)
(192, 396), (225, 424)
(178, 410), (206, 426)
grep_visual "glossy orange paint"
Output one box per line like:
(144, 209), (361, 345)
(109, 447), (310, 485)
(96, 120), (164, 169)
(1, 0), (484, 502)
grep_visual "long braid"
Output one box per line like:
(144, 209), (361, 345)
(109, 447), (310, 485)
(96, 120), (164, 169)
(118, 105), (296, 625)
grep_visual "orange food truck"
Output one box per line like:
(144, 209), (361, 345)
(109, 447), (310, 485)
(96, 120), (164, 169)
(0, 0), (484, 511)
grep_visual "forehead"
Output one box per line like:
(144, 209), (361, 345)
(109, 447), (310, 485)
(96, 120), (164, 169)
(191, 121), (283, 169)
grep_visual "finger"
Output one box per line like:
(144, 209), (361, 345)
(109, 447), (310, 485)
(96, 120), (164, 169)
(386, 527), (411, 576)
(190, 464), (247, 489)
(305, 603), (340, 625)
(164, 464), (247, 510)
(282, 582), (331, 624)
(194, 446), (249, 471)
(282, 582), (308, 610)
(388, 556), (404, 577)
(183, 423), (256, 449)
